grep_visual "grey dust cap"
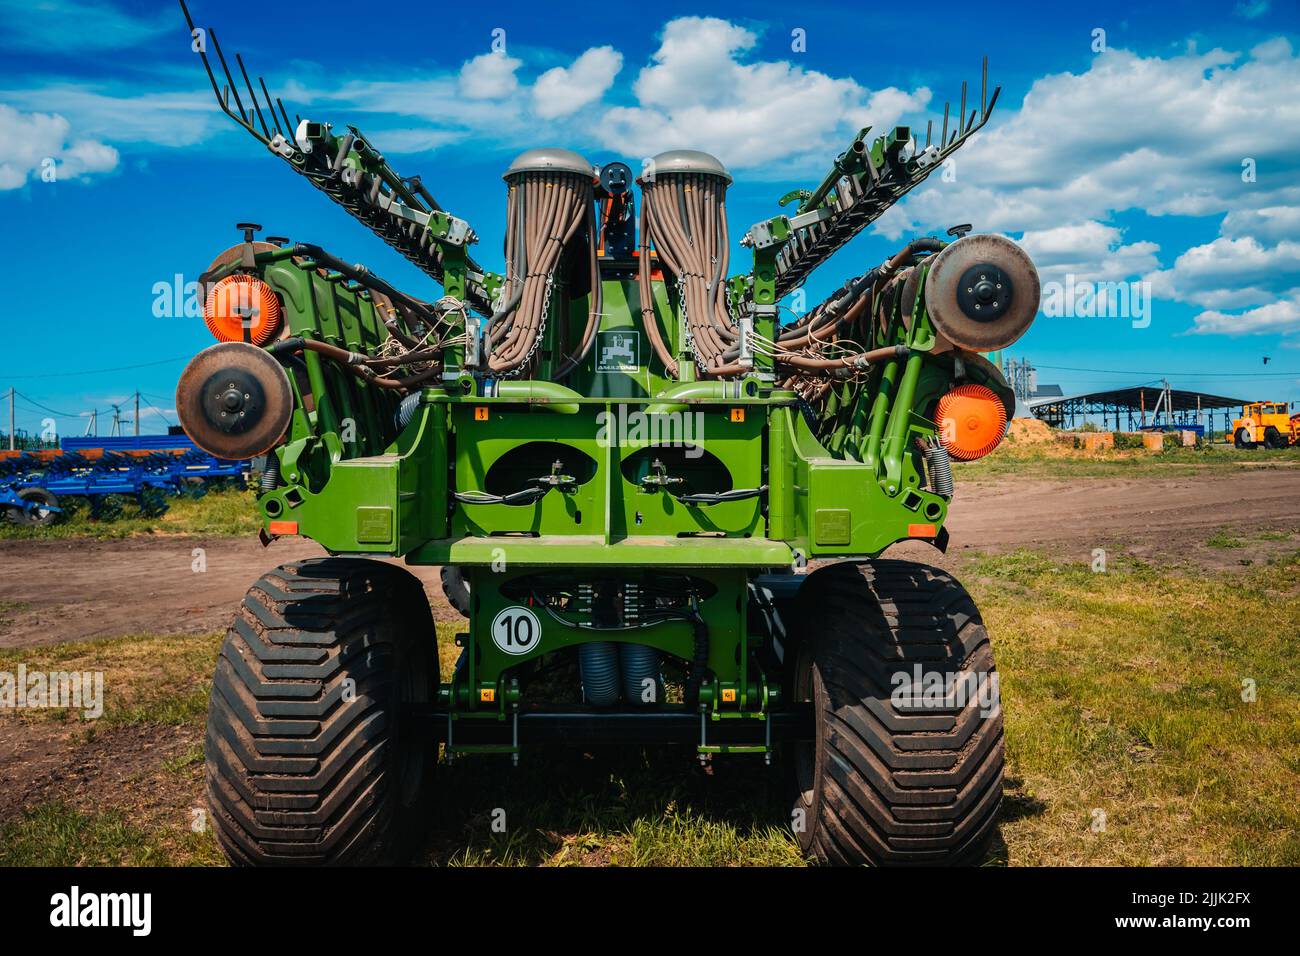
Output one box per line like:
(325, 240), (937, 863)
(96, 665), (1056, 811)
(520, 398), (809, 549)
(503, 147), (594, 180)
(639, 149), (732, 184)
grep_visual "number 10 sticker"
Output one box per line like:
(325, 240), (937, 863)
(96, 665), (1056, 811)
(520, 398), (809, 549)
(490, 606), (542, 655)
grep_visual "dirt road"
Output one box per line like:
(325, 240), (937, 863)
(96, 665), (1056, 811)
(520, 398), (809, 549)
(1, 471), (1296, 649)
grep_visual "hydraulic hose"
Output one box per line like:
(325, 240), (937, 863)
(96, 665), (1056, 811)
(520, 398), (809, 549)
(291, 243), (438, 328)
(268, 337), (441, 391)
(452, 485), (549, 507)
(673, 484), (768, 506)
(489, 169), (595, 376)
(553, 197), (605, 379)
(638, 198), (680, 377)
(642, 173), (737, 376)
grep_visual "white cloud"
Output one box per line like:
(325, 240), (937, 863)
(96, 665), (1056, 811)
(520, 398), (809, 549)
(361, 128), (469, 155)
(1018, 221), (1160, 285)
(0, 84), (220, 147)
(1143, 236), (1300, 337)
(532, 47), (622, 120)
(0, 103), (118, 189)
(1220, 203), (1300, 242)
(595, 17), (928, 172)
(458, 53), (522, 100)
(290, 74), (521, 130)
(865, 38), (1300, 337)
(886, 41), (1300, 237)
(1192, 296), (1300, 335)
(6, 14), (1299, 344)
(268, 17), (929, 174)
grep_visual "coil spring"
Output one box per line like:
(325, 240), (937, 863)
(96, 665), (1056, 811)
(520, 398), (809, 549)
(923, 441), (954, 498)
(259, 455), (281, 493)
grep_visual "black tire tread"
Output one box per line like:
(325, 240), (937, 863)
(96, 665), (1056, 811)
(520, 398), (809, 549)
(204, 557), (436, 865)
(440, 565), (471, 618)
(794, 559), (1003, 865)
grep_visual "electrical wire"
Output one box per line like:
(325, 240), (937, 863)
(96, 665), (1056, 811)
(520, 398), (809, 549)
(1033, 363), (1300, 378)
(138, 396), (175, 427)
(13, 391), (96, 419)
(4, 356), (191, 379)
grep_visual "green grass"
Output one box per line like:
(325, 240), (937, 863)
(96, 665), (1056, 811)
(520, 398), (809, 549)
(1205, 530), (1247, 549)
(0, 802), (168, 866)
(0, 487), (261, 540)
(955, 444), (1300, 479)
(0, 802), (225, 866)
(431, 747), (804, 866)
(964, 548), (1300, 865)
(0, 631), (220, 728)
(162, 744), (205, 774)
(1, 550), (1297, 866)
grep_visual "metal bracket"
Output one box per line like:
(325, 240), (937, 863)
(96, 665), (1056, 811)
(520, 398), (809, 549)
(267, 133), (295, 160)
(744, 216), (792, 250)
(464, 312), (482, 369)
(786, 205), (836, 232)
(738, 314), (754, 367)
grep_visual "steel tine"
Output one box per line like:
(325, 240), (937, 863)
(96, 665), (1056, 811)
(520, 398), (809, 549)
(208, 28), (247, 123)
(259, 77), (284, 136)
(236, 54), (271, 138)
(985, 86), (1002, 118)
(981, 56), (988, 117)
(178, 0), (224, 108)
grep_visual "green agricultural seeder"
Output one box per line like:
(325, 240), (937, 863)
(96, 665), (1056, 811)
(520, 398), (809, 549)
(176, 2), (1040, 865)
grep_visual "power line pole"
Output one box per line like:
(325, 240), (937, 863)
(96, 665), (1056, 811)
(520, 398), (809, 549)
(7, 386), (13, 451)
(134, 391), (140, 437)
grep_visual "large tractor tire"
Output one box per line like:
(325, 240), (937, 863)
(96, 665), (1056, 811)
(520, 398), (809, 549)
(440, 565), (471, 618)
(1264, 426), (1285, 450)
(788, 560), (1003, 865)
(1234, 428), (1256, 450)
(205, 558), (439, 865)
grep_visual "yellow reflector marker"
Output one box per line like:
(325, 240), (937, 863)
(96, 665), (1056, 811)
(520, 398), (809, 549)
(480, 688), (496, 702)
(721, 688), (737, 702)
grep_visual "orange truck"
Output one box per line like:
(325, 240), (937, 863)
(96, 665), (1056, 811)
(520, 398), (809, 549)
(1231, 401), (1299, 449)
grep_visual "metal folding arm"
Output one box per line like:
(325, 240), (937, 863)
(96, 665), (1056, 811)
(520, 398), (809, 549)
(178, 0), (495, 316)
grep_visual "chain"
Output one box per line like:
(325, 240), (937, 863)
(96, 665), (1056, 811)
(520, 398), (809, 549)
(504, 273), (553, 379)
(676, 273), (711, 374)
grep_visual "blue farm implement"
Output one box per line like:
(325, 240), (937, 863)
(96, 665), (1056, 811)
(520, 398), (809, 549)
(0, 436), (248, 525)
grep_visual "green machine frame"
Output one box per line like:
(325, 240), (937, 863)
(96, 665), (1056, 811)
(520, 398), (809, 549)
(175, 15), (1029, 763)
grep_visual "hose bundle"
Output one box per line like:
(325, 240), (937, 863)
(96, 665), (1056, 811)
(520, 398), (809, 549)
(640, 171), (741, 377)
(489, 165), (600, 377)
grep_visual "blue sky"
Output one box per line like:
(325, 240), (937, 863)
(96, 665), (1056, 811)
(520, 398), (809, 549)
(2, 0), (1299, 436)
